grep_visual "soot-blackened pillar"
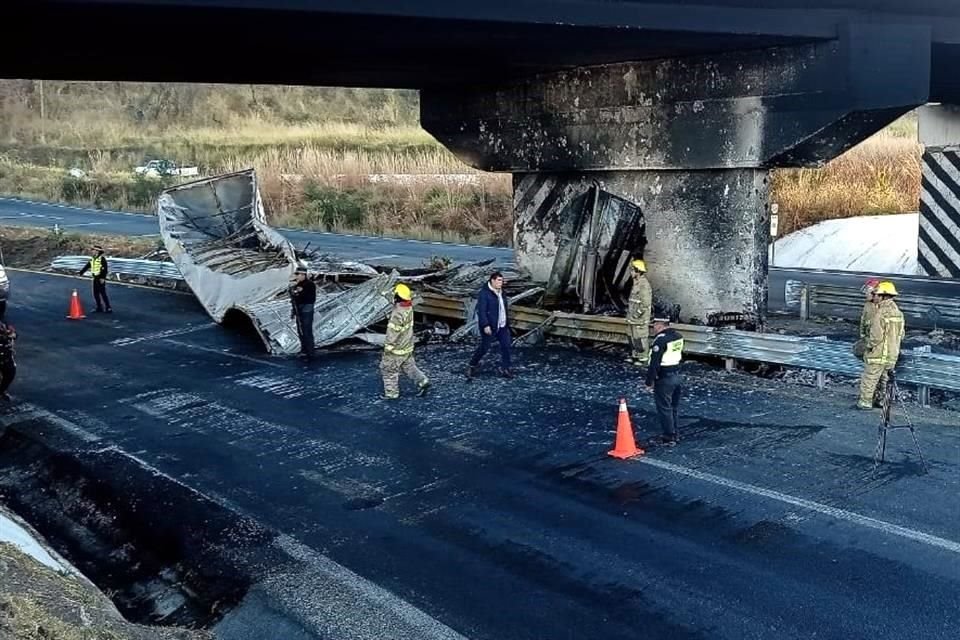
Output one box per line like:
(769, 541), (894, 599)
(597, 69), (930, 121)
(422, 25), (931, 322)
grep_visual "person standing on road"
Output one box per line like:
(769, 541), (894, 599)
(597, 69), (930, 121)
(289, 266), (316, 361)
(381, 283), (430, 399)
(78, 245), (111, 313)
(853, 278), (880, 360)
(467, 272), (514, 380)
(857, 281), (905, 410)
(645, 316), (684, 446)
(625, 259), (652, 366)
(0, 320), (17, 401)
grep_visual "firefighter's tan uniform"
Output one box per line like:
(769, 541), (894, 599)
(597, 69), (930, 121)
(625, 261), (652, 364)
(380, 286), (429, 399)
(857, 294), (904, 409)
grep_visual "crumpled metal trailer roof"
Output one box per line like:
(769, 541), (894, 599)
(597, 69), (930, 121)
(158, 169), (395, 355)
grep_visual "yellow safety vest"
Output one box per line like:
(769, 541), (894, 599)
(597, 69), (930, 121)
(90, 256), (104, 277)
(661, 338), (684, 366)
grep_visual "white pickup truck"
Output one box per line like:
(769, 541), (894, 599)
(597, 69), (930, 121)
(134, 160), (200, 178)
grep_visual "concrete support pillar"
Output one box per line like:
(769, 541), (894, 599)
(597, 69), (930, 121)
(423, 24), (931, 321)
(919, 104), (960, 278)
(514, 171), (768, 322)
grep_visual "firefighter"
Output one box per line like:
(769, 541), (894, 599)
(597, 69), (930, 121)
(857, 281), (904, 410)
(645, 316), (684, 446)
(853, 278), (880, 360)
(289, 266), (316, 360)
(0, 320), (16, 401)
(625, 259), (652, 366)
(78, 244), (111, 313)
(381, 283), (430, 400)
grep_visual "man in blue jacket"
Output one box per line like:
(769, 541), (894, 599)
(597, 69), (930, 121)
(467, 272), (514, 379)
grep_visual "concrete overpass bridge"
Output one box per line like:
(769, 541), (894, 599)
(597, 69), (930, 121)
(6, 1), (960, 320)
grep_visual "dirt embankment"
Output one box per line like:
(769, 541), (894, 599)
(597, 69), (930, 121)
(0, 226), (159, 270)
(0, 542), (210, 640)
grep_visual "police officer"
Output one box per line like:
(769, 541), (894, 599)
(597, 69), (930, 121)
(645, 316), (684, 446)
(289, 266), (316, 360)
(857, 281), (904, 410)
(625, 259), (652, 366)
(381, 283), (430, 400)
(78, 245), (111, 312)
(0, 320), (16, 401)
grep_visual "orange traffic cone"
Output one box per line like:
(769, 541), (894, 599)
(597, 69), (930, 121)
(66, 289), (86, 320)
(608, 397), (644, 459)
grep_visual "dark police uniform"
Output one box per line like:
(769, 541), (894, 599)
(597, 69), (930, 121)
(290, 274), (317, 359)
(0, 321), (17, 399)
(645, 325), (684, 443)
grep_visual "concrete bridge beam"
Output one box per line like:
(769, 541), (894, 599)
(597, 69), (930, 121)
(423, 24), (932, 322)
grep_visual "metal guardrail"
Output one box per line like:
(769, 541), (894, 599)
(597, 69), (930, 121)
(418, 293), (960, 401)
(51, 256), (184, 281)
(804, 284), (960, 329)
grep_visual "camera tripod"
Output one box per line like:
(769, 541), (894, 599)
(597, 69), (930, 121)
(873, 370), (928, 473)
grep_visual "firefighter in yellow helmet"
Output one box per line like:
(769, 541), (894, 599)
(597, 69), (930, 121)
(857, 281), (904, 410)
(381, 283), (430, 400)
(625, 259), (653, 365)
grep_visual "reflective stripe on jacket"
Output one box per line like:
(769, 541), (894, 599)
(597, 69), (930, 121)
(865, 299), (904, 366)
(384, 304), (415, 357)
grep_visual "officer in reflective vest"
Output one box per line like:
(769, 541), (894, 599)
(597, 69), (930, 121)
(381, 283), (430, 400)
(78, 245), (111, 313)
(645, 316), (684, 446)
(857, 281), (904, 410)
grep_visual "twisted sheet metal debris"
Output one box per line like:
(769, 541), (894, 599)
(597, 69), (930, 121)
(157, 169), (394, 355)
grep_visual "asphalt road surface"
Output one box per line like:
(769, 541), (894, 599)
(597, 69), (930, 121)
(3, 269), (958, 639)
(0, 197), (509, 268)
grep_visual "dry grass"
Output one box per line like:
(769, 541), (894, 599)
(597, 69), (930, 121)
(0, 542), (209, 640)
(771, 134), (921, 236)
(0, 226), (161, 269)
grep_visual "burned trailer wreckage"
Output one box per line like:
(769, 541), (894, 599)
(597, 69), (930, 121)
(157, 170), (396, 355)
(149, 169), (663, 355)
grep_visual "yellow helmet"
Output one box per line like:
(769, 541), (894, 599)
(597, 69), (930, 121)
(394, 283), (413, 301)
(631, 259), (647, 272)
(875, 281), (898, 296)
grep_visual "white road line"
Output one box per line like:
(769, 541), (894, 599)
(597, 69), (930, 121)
(112, 323), (217, 346)
(0, 403), (101, 443)
(62, 222), (108, 228)
(274, 535), (470, 640)
(362, 254), (400, 261)
(640, 457), (960, 555)
(163, 339), (286, 369)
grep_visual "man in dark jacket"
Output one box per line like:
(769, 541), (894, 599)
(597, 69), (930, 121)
(289, 266), (316, 360)
(645, 316), (684, 446)
(467, 272), (514, 379)
(78, 244), (111, 312)
(0, 320), (16, 401)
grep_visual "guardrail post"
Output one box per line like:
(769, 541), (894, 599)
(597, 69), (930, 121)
(816, 370), (826, 390)
(799, 285), (809, 321)
(918, 385), (931, 408)
(724, 357), (736, 372)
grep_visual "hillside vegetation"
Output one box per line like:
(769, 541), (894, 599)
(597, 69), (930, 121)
(0, 80), (921, 244)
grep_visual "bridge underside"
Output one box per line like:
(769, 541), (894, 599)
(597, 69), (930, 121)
(2, 2), (960, 102)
